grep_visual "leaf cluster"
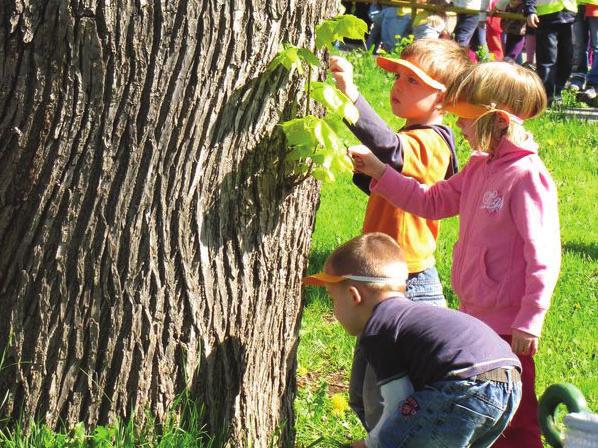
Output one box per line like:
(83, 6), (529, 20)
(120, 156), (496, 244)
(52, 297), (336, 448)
(271, 14), (368, 183)
(315, 15), (368, 51)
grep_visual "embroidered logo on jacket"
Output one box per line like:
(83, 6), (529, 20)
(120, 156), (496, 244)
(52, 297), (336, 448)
(480, 190), (504, 213)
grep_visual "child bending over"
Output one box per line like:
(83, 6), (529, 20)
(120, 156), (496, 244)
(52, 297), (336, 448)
(303, 232), (522, 448)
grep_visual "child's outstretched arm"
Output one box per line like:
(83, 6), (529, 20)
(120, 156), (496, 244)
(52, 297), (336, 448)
(329, 56), (405, 194)
(349, 145), (464, 220)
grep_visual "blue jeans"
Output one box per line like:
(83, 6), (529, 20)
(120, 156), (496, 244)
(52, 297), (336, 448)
(454, 13), (486, 49)
(366, 5), (384, 51)
(571, 6), (589, 87)
(378, 7), (411, 52)
(406, 266), (446, 307)
(570, 8), (598, 88)
(536, 21), (574, 100)
(588, 17), (598, 87)
(375, 374), (522, 447)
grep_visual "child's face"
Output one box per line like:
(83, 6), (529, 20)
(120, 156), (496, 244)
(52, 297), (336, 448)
(390, 64), (442, 123)
(325, 282), (364, 336)
(456, 117), (477, 147)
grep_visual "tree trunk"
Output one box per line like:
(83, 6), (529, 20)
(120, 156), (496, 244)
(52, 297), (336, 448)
(0, 1), (336, 445)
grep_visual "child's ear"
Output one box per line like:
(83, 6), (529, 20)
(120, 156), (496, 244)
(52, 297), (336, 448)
(495, 111), (511, 131)
(348, 286), (363, 305)
(435, 91), (446, 110)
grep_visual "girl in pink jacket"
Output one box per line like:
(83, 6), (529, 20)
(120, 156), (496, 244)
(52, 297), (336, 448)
(349, 62), (560, 447)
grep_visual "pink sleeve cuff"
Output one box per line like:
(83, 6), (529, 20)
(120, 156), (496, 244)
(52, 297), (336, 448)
(512, 305), (548, 337)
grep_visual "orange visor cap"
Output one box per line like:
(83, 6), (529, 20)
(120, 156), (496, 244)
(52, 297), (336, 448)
(302, 272), (346, 287)
(302, 272), (407, 288)
(443, 102), (525, 125)
(376, 56), (447, 92)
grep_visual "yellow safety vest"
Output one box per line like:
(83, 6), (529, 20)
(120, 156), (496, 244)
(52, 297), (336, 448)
(535, 0), (577, 14)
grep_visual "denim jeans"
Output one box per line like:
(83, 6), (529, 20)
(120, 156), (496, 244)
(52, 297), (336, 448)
(406, 266), (446, 307)
(571, 5), (589, 86)
(413, 23), (442, 40)
(366, 5), (384, 51)
(536, 21), (574, 100)
(588, 18), (598, 87)
(380, 7), (411, 52)
(570, 9), (598, 89)
(454, 13), (486, 50)
(373, 373), (522, 447)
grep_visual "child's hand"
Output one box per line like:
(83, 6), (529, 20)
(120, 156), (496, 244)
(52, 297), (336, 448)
(329, 56), (359, 103)
(348, 145), (386, 180)
(350, 440), (367, 448)
(511, 329), (538, 356)
(526, 13), (539, 28)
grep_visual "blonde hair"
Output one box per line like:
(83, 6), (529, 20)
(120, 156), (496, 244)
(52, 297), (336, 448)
(446, 62), (547, 152)
(401, 38), (473, 91)
(325, 233), (407, 292)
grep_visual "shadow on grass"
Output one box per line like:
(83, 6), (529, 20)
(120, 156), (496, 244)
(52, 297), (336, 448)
(564, 241), (598, 262)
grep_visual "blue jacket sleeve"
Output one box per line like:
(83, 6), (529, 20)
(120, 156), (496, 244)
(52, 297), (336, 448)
(523, 0), (536, 16)
(348, 95), (404, 195)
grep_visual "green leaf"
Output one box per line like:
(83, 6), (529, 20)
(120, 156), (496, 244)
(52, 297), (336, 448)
(316, 119), (342, 153)
(280, 116), (319, 148)
(268, 45), (304, 74)
(323, 115), (345, 134)
(315, 14), (368, 50)
(297, 48), (320, 67)
(287, 146), (316, 161)
(310, 82), (359, 124)
(269, 45), (320, 74)
(335, 14), (369, 40)
(315, 21), (336, 50)
(311, 166), (336, 183)
(331, 152), (353, 172)
(281, 113), (351, 184)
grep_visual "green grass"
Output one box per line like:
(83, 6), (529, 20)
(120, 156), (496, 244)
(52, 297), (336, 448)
(0, 391), (217, 447)
(295, 51), (598, 447)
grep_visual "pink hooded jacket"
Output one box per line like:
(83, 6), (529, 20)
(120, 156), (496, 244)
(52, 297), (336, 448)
(371, 136), (561, 337)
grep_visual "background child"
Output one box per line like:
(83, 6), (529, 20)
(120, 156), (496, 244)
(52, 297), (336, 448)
(524, 0), (576, 103)
(453, 0), (491, 52)
(570, 0), (598, 105)
(303, 232), (522, 448)
(349, 62), (561, 448)
(500, 0), (529, 62)
(328, 39), (472, 430)
(365, 3), (412, 53)
(412, 0), (450, 39)
(486, 0), (505, 60)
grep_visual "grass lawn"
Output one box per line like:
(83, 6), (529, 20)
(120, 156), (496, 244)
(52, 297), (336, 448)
(295, 51), (598, 447)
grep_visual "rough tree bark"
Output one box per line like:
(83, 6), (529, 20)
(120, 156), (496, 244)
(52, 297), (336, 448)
(0, 0), (337, 445)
